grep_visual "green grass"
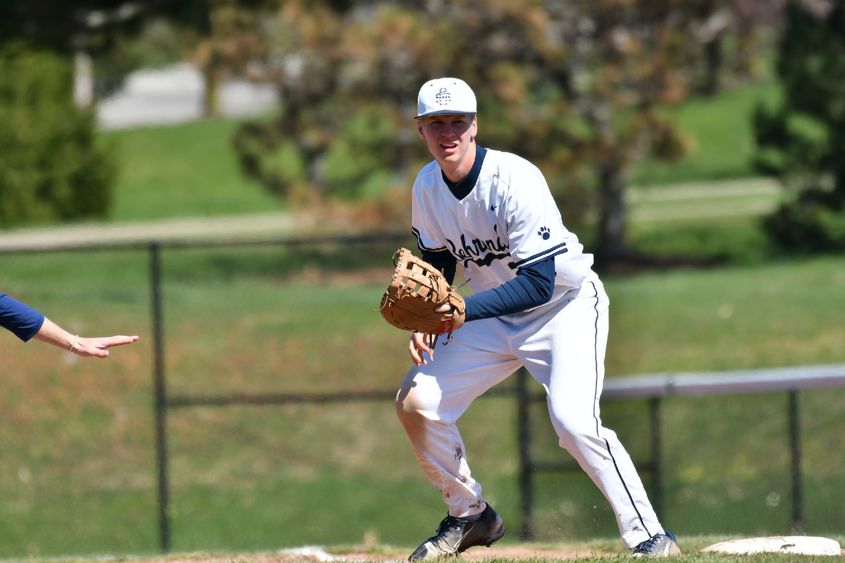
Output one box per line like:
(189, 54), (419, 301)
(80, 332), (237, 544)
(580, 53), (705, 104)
(104, 119), (285, 222)
(606, 254), (845, 371)
(1, 247), (843, 559)
(626, 178), (785, 264)
(632, 80), (781, 186)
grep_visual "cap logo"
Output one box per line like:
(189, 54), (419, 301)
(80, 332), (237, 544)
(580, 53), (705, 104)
(435, 87), (451, 106)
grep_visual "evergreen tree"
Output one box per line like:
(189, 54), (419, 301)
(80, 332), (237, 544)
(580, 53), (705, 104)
(753, 0), (845, 251)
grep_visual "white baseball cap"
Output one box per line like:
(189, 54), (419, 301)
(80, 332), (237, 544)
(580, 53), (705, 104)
(415, 77), (477, 118)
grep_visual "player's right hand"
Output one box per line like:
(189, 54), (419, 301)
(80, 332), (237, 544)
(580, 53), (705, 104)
(409, 331), (437, 366)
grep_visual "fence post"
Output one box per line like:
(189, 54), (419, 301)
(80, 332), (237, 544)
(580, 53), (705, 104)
(516, 368), (534, 540)
(788, 390), (804, 533)
(649, 397), (664, 520)
(150, 243), (172, 552)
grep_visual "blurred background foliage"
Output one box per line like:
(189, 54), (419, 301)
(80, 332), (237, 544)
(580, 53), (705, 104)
(224, 0), (767, 264)
(5, 0), (845, 265)
(752, 1), (845, 252)
(0, 42), (114, 227)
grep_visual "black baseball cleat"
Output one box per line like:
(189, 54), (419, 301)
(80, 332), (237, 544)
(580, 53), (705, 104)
(408, 503), (505, 561)
(631, 530), (681, 557)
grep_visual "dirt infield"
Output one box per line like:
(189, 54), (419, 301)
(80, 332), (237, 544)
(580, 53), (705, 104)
(128, 544), (619, 562)
(335, 546), (613, 561)
(68, 539), (845, 562)
(115, 541), (845, 562)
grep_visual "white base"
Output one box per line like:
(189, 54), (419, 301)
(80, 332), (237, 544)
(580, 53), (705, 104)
(702, 536), (841, 556)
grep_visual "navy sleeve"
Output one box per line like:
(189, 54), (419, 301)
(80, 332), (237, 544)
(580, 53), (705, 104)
(421, 248), (457, 285)
(464, 256), (556, 321)
(0, 293), (46, 342)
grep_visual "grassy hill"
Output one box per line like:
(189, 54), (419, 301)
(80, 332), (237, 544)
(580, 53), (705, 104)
(104, 119), (285, 222)
(632, 80), (780, 187)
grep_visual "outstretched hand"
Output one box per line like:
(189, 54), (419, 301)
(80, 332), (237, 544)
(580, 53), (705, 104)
(71, 335), (139, 358)
(33, 317), (139, 358)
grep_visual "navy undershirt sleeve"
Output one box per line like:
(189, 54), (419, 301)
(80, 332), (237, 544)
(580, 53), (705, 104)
(418, 252), (556, 322)
(464, 257), (556, 321)
(0, 293), (46, 342)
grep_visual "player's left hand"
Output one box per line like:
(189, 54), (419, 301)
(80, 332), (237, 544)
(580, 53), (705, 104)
(409, 331), (437, 366)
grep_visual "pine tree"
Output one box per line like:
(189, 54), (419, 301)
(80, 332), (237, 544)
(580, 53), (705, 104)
(753, 0), (845, 251)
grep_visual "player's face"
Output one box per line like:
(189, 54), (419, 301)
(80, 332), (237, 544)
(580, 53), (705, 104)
(417, 114), (477, 179)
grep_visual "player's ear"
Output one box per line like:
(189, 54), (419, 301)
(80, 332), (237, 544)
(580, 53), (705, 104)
(417, 121), (425, 139)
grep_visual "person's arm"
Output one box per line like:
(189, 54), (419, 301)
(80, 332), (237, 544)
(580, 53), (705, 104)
(411, 257), (555, 367)
(464, 256), (555, 321)
(2, 293), (138, 357)
(33, 317), (139, 358)
(0, 293), (45, 341)
(418, 252), (556, 321)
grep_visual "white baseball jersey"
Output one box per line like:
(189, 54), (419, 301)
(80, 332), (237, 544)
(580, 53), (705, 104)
(411, 148), (594, 305)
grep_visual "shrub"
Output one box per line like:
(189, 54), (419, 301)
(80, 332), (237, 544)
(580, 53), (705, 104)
(0, 42), (115, 228)
(762, 188), (845, 252)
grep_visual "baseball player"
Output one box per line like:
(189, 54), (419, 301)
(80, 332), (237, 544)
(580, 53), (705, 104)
(1, 292), (138, 357)
(395, 77), (680, 560)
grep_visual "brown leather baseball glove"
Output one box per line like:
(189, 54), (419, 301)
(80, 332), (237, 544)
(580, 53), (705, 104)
(379, 247), (466, 336)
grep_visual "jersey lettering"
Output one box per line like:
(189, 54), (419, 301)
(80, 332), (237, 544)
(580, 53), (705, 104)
(446, 224), (510, 268)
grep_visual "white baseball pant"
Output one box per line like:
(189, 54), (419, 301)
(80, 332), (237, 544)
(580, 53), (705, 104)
(395, 274), (665, 548)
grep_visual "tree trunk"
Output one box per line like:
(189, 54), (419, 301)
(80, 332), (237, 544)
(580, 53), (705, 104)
(700, 31), (724, 96)
(73, 49), (94, 108)
(596, 159), (629, 266)
(200, 62), (223, 117)
(202, 67), (220, 118)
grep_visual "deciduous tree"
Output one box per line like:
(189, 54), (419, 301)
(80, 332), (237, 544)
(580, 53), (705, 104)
(235, 0), (757, 264)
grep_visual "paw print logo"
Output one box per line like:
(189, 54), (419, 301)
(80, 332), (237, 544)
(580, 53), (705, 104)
(538, 226), (551, 240)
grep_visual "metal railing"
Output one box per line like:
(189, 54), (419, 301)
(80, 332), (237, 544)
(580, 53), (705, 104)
(516, 364), (845, 539)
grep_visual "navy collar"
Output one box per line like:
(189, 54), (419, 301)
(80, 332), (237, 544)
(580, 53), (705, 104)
(442, 145), (487, 200)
